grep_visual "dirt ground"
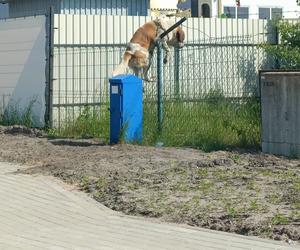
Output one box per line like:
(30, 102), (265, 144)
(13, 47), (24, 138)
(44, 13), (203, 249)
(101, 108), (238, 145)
(0, 125), (299, 243)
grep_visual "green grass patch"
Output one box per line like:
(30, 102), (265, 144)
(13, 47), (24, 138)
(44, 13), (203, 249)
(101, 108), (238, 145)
(0, 100), (36, 127)
(143, 97), (261, 151)
(49, 106), (110, 140)
(271, 214), (290, 225)
(49, 95), (261, 151)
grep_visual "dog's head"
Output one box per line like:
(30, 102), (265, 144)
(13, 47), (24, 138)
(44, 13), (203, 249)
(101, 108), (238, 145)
(175, 27), (185, 49)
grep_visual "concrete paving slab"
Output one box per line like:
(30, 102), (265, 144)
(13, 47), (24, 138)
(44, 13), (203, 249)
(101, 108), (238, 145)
(0, 162), (299, 250)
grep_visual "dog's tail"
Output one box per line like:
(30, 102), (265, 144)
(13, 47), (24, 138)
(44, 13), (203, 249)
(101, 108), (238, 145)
(112, 52), (132, 77)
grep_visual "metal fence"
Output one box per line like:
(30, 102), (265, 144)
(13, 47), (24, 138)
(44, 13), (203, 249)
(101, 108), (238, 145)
(51, 15), (277, 130)
(53, 15), (276, 123)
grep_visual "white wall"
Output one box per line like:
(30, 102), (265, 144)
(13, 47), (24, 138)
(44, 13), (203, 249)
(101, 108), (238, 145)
(219, 0), (300, 19)
(0, 16), (47, 126)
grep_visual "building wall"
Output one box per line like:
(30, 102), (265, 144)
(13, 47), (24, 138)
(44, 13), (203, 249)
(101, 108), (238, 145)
(182, 0), (300, 19)
(60, 0), (149, 15)
(8, 0), (60, 17)
(0, 3), (9, 18)
(220, 0), (300, 19)
(8, 0), (149, 17)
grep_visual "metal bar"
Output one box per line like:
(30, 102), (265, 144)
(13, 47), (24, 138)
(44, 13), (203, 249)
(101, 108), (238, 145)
(72, 13), (75, 122)
(159, 17), (187, 39)
(174, 47), (180, 99)
(53, 43), (268, 48)
(53, 102), (102, 108)
(157, 41), (164, 133)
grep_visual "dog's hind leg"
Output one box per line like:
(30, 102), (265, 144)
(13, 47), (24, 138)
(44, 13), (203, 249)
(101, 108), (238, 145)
(142, 49), (158, 82)
(133, 67), (143, 79)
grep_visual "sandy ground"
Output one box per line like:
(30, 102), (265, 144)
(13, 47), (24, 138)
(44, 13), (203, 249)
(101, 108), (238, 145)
(0, 125), (299, 243)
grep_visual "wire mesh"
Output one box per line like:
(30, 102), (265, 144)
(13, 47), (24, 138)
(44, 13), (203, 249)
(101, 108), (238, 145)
(52, 41), (272, 146)
(52, 16), (279, 148)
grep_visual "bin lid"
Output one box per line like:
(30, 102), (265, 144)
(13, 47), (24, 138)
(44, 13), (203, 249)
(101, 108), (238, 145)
(109, 74), (142, 84)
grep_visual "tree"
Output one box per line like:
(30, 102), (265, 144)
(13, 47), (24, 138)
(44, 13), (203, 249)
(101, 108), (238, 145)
(262, 21), (300, 69)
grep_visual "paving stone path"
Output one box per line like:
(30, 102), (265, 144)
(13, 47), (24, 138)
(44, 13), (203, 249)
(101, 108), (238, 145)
(0, 162), (299, 250)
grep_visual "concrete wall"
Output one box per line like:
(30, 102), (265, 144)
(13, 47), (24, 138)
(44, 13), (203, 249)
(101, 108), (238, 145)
(261, 71), (300, 157)
(0, 16), (47, 126)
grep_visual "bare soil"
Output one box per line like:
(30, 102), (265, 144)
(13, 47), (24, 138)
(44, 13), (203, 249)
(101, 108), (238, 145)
(0, 125), (300, 243)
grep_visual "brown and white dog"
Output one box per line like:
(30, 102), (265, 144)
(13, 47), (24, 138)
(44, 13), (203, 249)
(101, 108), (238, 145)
(112, 17), (185, 81)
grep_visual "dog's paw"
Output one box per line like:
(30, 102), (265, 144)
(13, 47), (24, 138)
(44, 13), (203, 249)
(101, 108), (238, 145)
(143, 77), (156, 83)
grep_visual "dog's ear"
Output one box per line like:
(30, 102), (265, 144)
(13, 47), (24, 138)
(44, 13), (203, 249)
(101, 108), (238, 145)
(176, 27), (185, 43)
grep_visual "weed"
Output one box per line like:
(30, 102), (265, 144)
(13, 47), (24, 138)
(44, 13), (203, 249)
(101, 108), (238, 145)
(261, 169), (273, 177)
(267, 193), (282, 205)
(0, 99), (36, 127)
(292, 182), (300, 191)
(127, 182), (138, 191)
(227, 206), (239, 218)
(215, 169), (228, 182)
(249, 199), (259, 211)
(191, 195), (201, 205)
(196, 168), (209, 178)
(230, 154), (241, 164)
(173, 181), (189, 192)
(96, 177), (107, 190)
(271, 214), (290, 225)
(80, 176), (90, 192)
(51, 106), (110, 141)
(292, 202), (300, 210)
(291, 210), (300, 221)
(198, 180), (214, 194)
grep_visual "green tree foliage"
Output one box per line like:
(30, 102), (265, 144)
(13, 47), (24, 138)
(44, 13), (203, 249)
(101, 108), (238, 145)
(263, 21), (300, 69)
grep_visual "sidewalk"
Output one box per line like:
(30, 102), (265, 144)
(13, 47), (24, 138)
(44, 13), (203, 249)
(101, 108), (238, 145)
(0, 162), (298, 250)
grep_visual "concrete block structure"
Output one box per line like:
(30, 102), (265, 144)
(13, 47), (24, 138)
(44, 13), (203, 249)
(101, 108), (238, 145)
(261, 71), (300, 157)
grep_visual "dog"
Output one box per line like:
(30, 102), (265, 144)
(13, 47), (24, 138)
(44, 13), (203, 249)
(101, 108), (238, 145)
(112, 17), (185, 81)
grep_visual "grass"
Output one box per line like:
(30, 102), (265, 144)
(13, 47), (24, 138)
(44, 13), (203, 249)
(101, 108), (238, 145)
(271, 214), (290, 225)
(49, 106), (110, 140)
(143, 96), (261, 151)
(0, 99), (36, 127)
(47, 93), (261, 151)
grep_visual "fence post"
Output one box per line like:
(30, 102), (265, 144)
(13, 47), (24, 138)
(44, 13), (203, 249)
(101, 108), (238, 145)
(174, 47), (180, 99)
(274, 25), (280, 69)
(156, 17), (187, 133)
(157, 41), (164, 133)
(45, 6), (54, 128)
